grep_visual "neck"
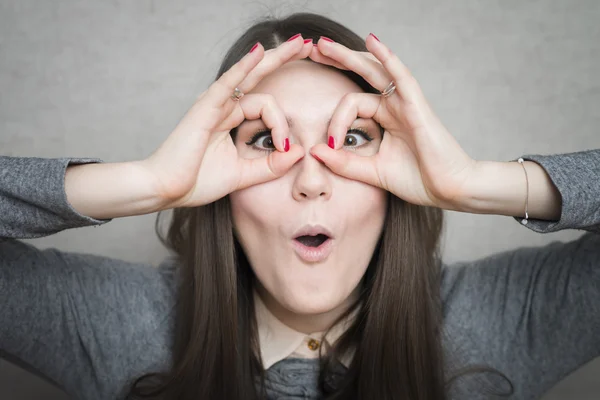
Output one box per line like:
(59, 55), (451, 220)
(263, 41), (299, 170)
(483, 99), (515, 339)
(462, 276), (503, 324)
(254, 283), (361, 334)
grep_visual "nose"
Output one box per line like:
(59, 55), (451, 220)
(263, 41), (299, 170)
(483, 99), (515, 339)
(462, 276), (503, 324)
(292, 155), (332, 201)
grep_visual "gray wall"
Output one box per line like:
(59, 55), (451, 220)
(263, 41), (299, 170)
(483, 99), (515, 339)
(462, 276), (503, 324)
(1, 0), (599, 398)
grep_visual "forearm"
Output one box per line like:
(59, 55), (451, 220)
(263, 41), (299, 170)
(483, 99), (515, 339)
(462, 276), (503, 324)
(458, 160), (562, 221)
(65, 161), (166, 220)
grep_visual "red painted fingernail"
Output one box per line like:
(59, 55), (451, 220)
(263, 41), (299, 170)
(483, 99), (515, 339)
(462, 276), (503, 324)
(369, 33), (380, 42)
(250, 42), (259, 53)
(328, 136), (335, 149)
(284, 138), (290, 152)
(313, 43), (318, 47)
(287, 33), (301, 42)
(313, 154), (323, 163)
(320, 36), (334, 43)
(303, 38), (313, 44)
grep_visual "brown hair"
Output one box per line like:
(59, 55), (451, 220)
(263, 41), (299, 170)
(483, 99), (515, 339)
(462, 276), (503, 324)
(126, 12), (512, 400)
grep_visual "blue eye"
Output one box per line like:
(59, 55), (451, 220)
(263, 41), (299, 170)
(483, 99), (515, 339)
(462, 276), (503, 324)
(245, 130), (275, 152)
(344, 128), (373, 148)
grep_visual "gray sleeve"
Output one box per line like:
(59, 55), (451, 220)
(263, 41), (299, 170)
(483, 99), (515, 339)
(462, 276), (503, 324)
(0, 156), (112, 238)
(442, 149), (600, 399)
(509, 149), (600, 234)
(0, 156), (173, 399)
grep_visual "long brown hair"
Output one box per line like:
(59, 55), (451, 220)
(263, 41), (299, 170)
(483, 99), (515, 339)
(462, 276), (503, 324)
(126, 12), (512, 400)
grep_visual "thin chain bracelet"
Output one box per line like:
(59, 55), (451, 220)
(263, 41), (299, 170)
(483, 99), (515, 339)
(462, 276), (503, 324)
(517, 158), (529, 225)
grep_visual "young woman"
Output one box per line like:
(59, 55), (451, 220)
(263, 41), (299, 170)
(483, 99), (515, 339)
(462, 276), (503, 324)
(1, 12), (599, 400)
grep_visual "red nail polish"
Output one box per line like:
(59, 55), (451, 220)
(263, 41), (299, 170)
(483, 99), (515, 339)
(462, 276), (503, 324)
(303, 38), (313, 44)
(284, 138), (290, 152)
(313, 43), (318, 47)
(320, 36), (334, 43)
(250, 42), (259, 53)
(369, 33), (380, 42)
(328, 136), (335, 149)
(313, 154), (323, 163)
(287, 33), (301, 42)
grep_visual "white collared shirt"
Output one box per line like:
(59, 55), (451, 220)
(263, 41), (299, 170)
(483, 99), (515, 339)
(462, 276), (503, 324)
(254, 289), (357, 370)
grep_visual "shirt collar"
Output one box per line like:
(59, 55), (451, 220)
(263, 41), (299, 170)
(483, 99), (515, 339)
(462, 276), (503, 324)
(254, 289), (358, 370)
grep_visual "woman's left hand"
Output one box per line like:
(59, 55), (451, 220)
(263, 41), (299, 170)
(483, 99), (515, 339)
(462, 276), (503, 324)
(308, 34), (479, 210)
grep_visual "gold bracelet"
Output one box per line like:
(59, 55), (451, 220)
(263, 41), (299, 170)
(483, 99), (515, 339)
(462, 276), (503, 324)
(517, 158), (529, 225)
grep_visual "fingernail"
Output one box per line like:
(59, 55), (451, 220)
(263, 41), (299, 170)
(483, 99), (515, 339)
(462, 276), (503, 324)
(328, 136), (335, 149)
(287, 33), (301, 42)
(250, 42), (259, 53)
(284, 138), (290, 152)
(313, 43), (318, 47)
(320, 36), (334, 43)
(313, 154), (324, 163)
(303, 38), (313, 45)
(369, 33), (380, 42)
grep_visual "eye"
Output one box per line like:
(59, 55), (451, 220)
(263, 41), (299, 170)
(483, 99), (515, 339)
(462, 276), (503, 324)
(245, 129), (275, 152)
(344, 128), (374, 148)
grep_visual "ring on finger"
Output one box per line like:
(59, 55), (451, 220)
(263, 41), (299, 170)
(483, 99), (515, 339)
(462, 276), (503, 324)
(380, 81), (396, 98)
(231, 87), (245, 101)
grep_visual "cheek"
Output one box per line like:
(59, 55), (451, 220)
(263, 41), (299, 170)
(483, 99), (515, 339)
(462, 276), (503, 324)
(336, 182), (388, 272)
(229, 182), (283, 255)
(338, 181), (387, 231)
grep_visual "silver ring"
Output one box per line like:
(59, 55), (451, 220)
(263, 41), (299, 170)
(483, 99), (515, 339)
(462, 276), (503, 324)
(231, 87), (244, 101)
(380, 81), (396, 98)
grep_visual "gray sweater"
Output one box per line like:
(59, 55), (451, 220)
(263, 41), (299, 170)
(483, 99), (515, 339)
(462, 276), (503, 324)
(1, 150), (599, 400)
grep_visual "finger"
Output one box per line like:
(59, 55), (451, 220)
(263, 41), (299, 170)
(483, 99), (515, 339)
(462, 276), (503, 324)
(237, 34), (307, 93)
(316, 37), (391, 93)
(365, 33), (424, 103)
(327, 93), (381, 150)
(169, 44), (265, 139)
(220, 94), (289, 152)
(205, 42), (265, 107)
(289, 38), (315, 60)
(310, 143), (381, 188)
(308, 45), (347, 70)
(237, 144), (304, 189)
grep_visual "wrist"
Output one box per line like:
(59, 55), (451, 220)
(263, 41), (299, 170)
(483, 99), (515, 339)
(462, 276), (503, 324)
(65, 160), (168, 219)
(456, 159), (562, 221)
(456, 159), (529, 216)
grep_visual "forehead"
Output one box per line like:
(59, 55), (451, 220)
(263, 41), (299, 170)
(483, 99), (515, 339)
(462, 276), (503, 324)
(249, 60), (363, 122)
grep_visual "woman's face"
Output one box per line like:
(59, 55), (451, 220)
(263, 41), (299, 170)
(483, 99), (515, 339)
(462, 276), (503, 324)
(230, 60), (387, 332)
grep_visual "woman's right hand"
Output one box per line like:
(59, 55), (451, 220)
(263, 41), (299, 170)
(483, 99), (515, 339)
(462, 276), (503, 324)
(140, 36), (311, 209)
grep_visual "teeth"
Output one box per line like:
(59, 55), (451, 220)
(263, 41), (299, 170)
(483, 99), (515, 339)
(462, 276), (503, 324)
(296, 234), (328, 247)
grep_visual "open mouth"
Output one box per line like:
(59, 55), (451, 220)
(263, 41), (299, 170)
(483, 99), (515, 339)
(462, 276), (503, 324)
(294, 234), (330, 248)
(291, 225), (335, 262)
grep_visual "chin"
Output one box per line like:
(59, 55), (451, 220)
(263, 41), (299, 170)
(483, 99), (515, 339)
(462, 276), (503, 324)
(279, 286), (343, 315)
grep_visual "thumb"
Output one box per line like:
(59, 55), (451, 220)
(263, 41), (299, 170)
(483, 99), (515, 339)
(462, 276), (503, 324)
(310, 144), (381, 187)
(237, 144), (304, 189)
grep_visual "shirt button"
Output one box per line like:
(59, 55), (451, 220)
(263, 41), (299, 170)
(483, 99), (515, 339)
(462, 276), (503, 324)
(307, 338), (320, 351)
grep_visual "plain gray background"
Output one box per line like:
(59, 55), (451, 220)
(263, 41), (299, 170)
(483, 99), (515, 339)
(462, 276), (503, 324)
(1, 0), (599, 399)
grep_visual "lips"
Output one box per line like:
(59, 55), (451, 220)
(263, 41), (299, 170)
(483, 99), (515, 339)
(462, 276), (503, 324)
(292, 224), (334, 240)
(291, 224), (335, 263)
